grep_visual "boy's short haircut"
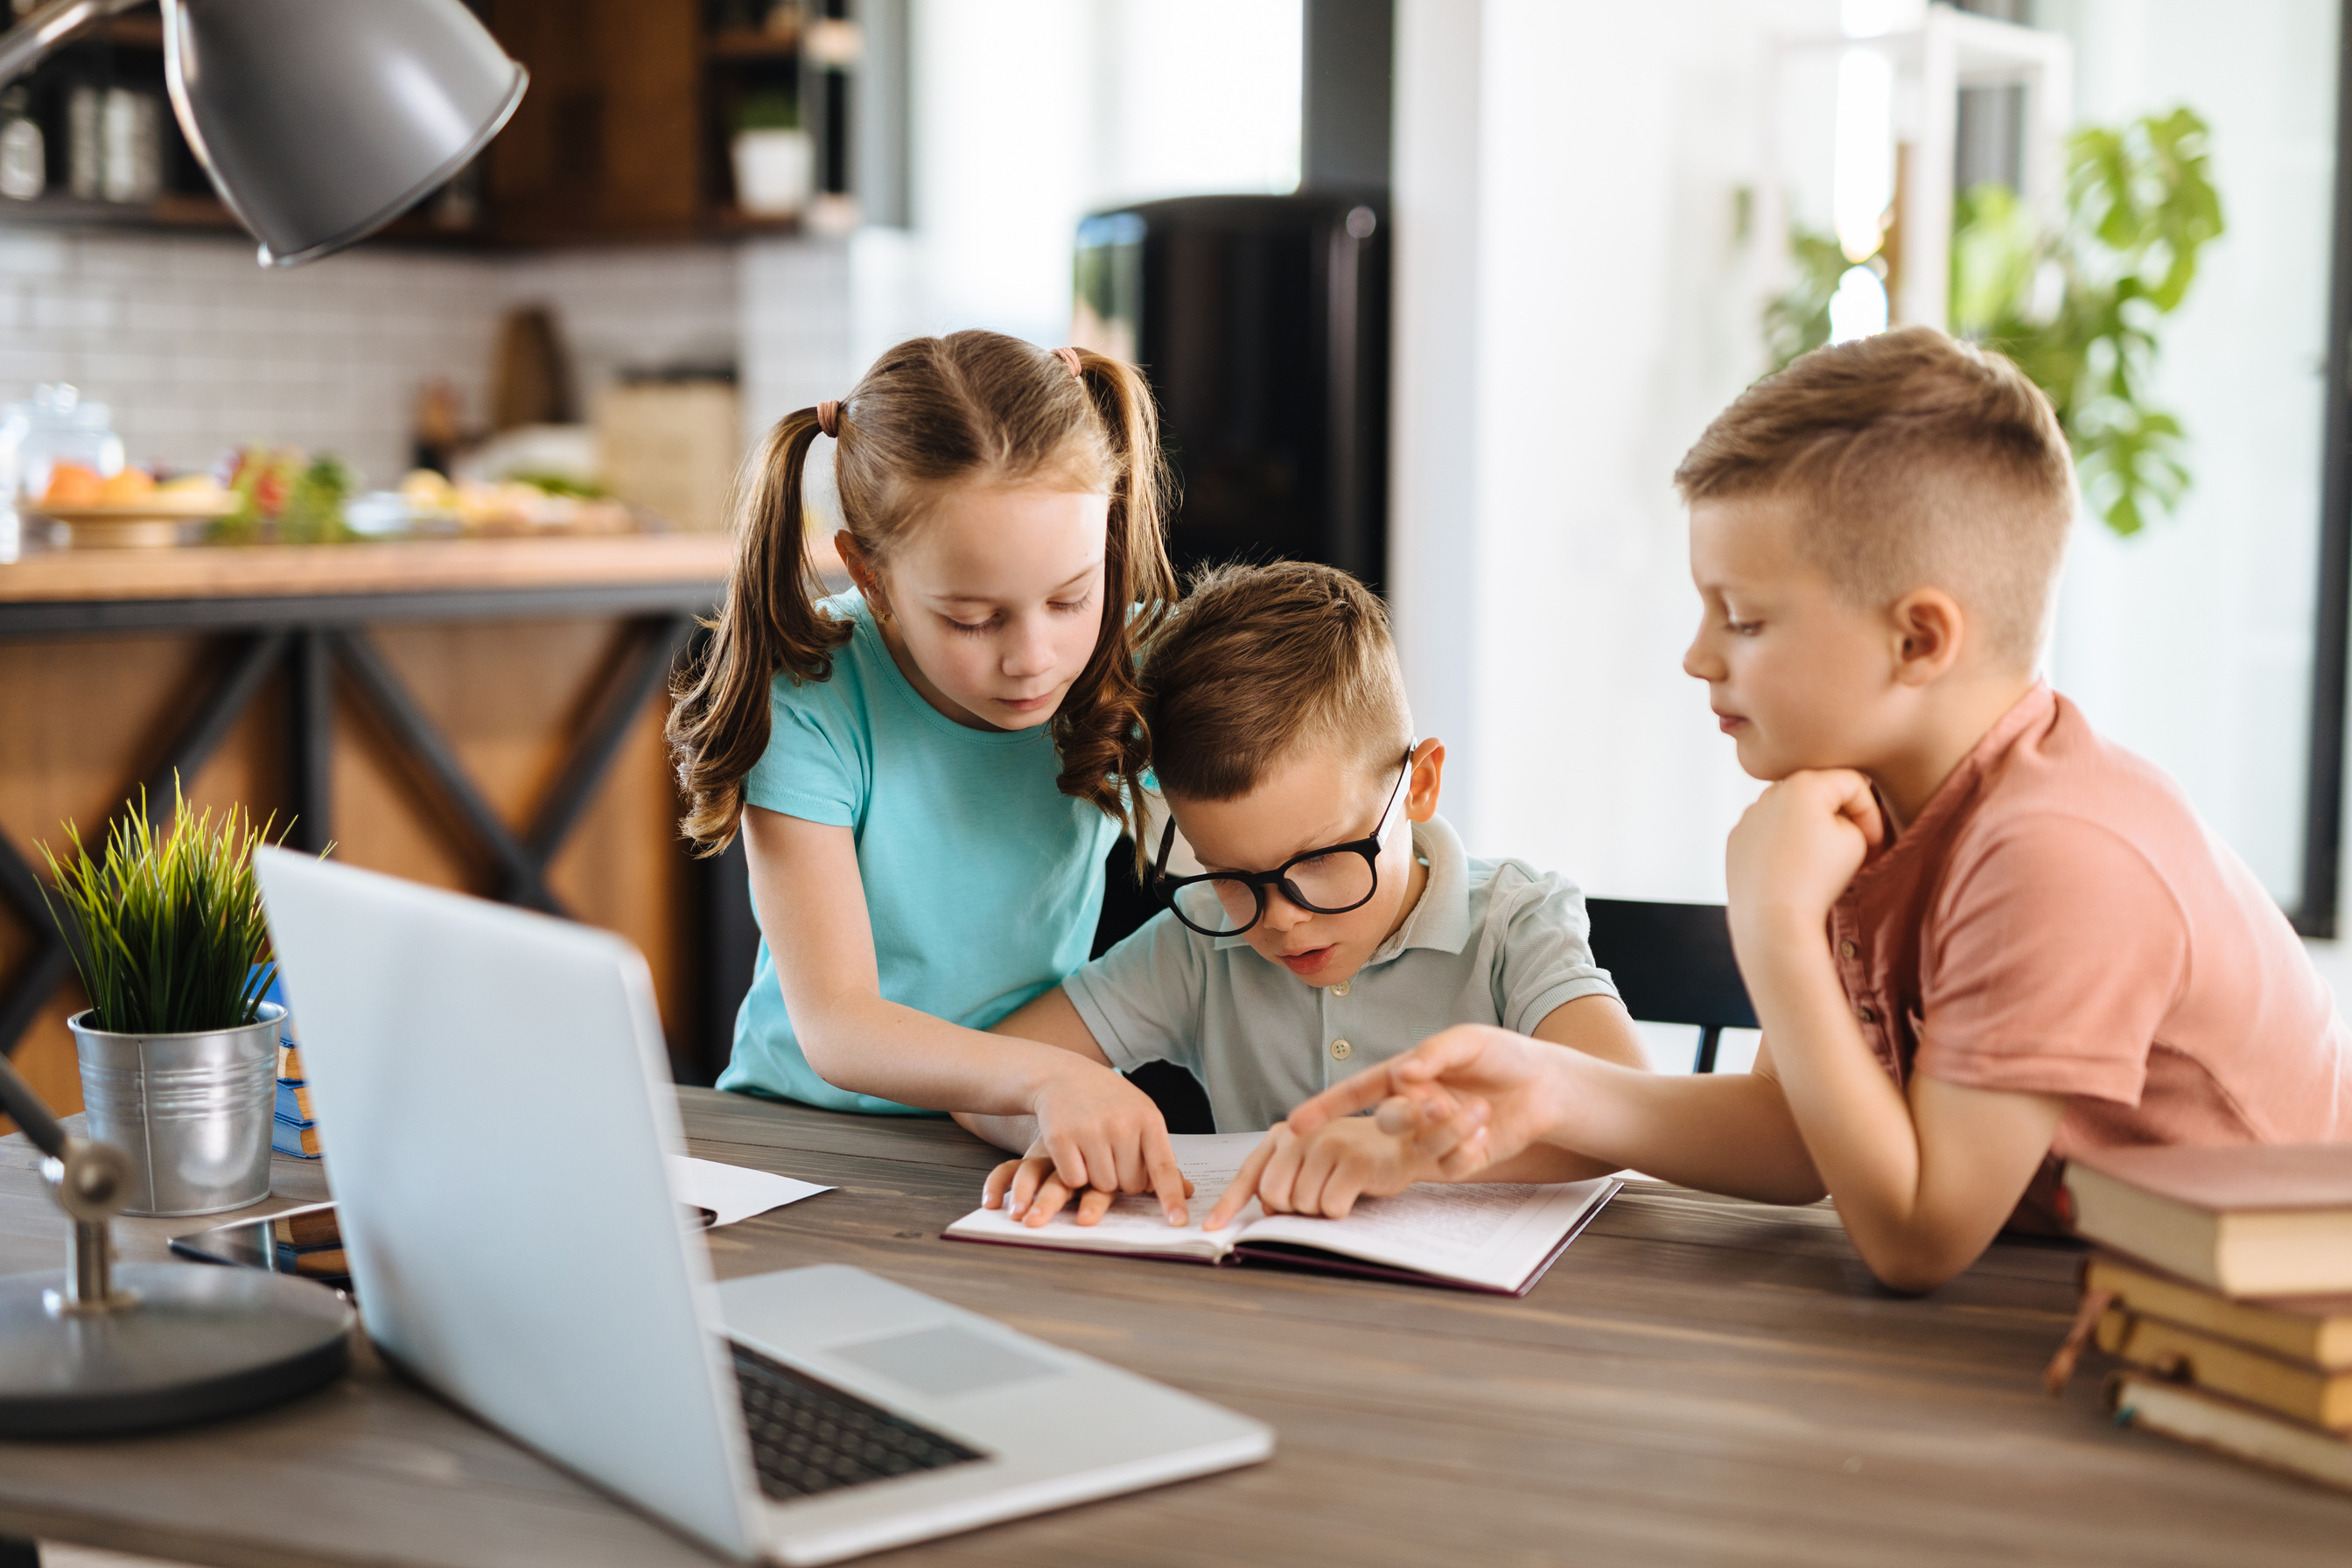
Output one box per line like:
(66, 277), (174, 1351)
(1142, 561), (1410, 801)
(1674, 326), (2076, 666)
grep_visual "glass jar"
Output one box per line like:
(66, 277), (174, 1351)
(0, 383), (126, 501)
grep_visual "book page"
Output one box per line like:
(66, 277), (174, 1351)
(1236, 1177), (1618, 1293)
(942, 1133), (1268, 1258)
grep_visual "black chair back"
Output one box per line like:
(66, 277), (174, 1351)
(1583, 898), (1758, 1073)
(1096, 836), (1218, 1132)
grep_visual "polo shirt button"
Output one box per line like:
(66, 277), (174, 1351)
(1330, 1039), (1353, 1060)
(1332, 982), (1350, 998)
(1856, 1004), (1877, 1024)
(1838, 941), (1858, 960)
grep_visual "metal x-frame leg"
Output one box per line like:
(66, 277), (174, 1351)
(0, 613), (697, 1059)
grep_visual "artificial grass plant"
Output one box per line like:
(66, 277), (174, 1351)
(38, 780), (288, 1035)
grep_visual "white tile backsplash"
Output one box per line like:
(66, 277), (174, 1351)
(740, 235), (855, 448)
(0, 225), (851, 487)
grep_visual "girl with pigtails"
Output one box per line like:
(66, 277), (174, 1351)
(668, 331), (1196, 1222)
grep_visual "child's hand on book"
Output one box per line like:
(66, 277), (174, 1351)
(982, 1138), (1196, 1229)
(996, 1060), (1194, 1226)
(1274, 1025), (1579, 1180)
(1203, 1116), (1443, 1227)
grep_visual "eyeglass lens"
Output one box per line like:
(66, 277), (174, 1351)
(1169, 849), (1378, 935)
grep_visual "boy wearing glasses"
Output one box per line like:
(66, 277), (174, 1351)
(962, 561), (1648, 1227)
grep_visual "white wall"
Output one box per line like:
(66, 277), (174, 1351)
(2039, 0), (2341, 908)
(899, 0), (1303, 351)
(1391, 0), (1839, 908)
(1390, 0), (2352, 1049)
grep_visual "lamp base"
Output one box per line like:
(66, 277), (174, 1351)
(0, 1261), (354, 1437)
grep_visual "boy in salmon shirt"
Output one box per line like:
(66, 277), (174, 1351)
(1214, 326), (2352, 1292)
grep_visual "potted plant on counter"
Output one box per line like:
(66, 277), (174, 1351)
(40, 782), (290, 1216)
(731, 89), (812, 219)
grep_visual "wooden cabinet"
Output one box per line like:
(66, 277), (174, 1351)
(484, 0), (704, 244)
(0, 0), (872, 248)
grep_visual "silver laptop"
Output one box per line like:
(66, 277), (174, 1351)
(254, 849), (1271, 1565)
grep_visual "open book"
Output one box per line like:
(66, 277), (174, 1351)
(944, 1132), (1620, 1297)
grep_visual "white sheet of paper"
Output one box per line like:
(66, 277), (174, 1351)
(671, 1154), (830, 1228)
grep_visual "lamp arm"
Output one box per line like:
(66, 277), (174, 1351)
(0, 1052), (68, 1159)
(0, 0), (151, 92)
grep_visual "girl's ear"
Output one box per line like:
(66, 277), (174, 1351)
(836, 531), (892, 620)
(1406, 738), (1446, 823)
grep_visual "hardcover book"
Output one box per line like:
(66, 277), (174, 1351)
(2087, 1254), (2352, 1370)
(2110, 1373), (2352, 1495)
(272, 1114), (321, 1159)
(2062, 1144), (2352, 1297)
(2097, 1306), (2352, 1430)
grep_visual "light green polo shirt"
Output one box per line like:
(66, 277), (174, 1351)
(1062, 815), (1619, 1130)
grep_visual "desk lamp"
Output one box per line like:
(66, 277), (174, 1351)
(0, 0), (527, 267)
(0, 1052), (353, 1435)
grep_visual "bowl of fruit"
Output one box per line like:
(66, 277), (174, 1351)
(32, 462), (237, 549)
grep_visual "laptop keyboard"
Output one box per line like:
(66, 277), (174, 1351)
(731, 1340), (984, 1501)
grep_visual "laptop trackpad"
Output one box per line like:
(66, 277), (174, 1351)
(831, 1325), (1061, 1399)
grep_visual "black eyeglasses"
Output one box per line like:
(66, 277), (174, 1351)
(1152, 746), (1417, 938)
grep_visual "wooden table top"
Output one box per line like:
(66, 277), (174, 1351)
(0, 1088), (2345, 1568)
(0, 534), (740, 604)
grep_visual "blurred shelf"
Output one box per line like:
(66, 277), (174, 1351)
(0, 191), (234, 231)
(708, 27), (800, 60)
(150, 192), (237, 228)
(101, 16), (165, 49)
(707, 206), (803, 235)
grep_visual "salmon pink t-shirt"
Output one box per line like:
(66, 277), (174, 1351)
(1826, 682), (2352, 1231)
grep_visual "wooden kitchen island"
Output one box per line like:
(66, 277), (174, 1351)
(0, 534), (741, 1117)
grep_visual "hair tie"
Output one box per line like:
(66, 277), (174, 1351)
(1054, 346), (1084, 382)
(816, 400), (842, 439)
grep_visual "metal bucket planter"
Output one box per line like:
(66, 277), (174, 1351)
(67, 1003), (283, 1216)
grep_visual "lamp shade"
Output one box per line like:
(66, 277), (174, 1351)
(163, 0), (526, 269)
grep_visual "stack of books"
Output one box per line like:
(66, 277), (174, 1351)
(2057, 1144), (2352, 1492)
(258, 974), (321, 1160)
(273, 1042), (320, 1159)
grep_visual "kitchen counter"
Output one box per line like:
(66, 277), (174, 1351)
(0, 533), (736, 604)
(0, 533), (759, 636)
(0, 534), (780, 1126)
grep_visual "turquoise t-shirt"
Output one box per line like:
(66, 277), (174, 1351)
(718, 591), (1120, 1114)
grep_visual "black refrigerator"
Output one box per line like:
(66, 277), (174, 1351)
(1074, 192), (1390, 594)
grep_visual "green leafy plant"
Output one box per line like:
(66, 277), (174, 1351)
(1764, 228), (1857, 369)
(38, 780), (290, 1035)
(213, 446), (357, 544)
(278, 453), (357, 544)
(735, 91), (800, 133)
(504, 469), (611, 499)
(1769, 107), (2226, 537)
